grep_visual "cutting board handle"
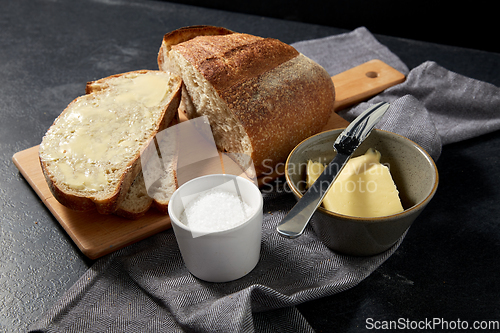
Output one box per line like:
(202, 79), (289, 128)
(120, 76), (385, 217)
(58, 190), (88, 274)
(323, 59), (406, 130)
(332, 59), (405, 111)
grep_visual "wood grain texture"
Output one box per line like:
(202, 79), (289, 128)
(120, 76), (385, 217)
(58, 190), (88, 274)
(12, 146), (172, 259)
(12, 60), (404, 259)
(332, 59), (405, 111)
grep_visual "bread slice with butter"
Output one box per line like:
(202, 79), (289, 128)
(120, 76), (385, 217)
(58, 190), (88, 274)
(39, 70), (182, 214)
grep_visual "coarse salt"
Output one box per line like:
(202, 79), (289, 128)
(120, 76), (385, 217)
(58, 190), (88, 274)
(180, 188), (254, 232)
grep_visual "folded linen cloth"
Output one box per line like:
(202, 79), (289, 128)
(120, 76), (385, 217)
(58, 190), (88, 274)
(30, 193), (405, 332)
(30, 27), (500, 333)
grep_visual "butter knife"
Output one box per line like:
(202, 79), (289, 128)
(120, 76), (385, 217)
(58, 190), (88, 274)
(277, 102), (390, 239)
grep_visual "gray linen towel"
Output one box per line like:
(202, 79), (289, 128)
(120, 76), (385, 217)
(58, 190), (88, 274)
(30, 28), (500, 332)
(292, 27), (410, 76)
(340, 61), (500, 160)
(29, 191), (404, 332)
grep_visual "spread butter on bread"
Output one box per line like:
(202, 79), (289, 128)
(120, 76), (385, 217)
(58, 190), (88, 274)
(157, 25), (336, 177)
(39, 70), (182, 214)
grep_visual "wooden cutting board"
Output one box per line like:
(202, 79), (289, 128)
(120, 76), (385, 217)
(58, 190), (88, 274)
(12, 59), (405, 259)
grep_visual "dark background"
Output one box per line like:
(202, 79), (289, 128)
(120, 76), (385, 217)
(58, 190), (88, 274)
(166, 0), (498, 54)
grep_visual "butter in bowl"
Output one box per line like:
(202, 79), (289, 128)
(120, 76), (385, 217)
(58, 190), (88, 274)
(285, 129), (439, 256)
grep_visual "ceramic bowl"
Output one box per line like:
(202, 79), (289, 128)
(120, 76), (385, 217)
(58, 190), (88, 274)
(285, 129), (438, 256)
(168, 174), (263, 282)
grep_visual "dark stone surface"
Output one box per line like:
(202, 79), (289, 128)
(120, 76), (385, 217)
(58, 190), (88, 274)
(1, 0), (499, 331)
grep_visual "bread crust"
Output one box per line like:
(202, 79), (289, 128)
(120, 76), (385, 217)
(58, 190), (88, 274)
(158, 26), (335, 176)
(223, 54), (335, 175)
(158, 25), (234, 56)
(39, 70), (182, 214)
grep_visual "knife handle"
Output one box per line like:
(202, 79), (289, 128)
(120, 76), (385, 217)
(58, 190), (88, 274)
(277, 153), (350, 238)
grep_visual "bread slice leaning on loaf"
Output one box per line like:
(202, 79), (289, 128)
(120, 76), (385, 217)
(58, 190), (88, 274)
(39, 70), (182, 214)
(158, 25), (336, 177)
(115, 116), (179, 219)
(114, 171), (153, 219)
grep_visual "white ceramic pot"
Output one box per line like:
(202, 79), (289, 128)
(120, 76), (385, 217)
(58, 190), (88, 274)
(168, 174), (263, 282)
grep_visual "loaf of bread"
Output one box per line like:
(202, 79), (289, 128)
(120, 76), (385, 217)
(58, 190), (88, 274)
(39, 70), (182, 214)
(157, 25), (336, 176)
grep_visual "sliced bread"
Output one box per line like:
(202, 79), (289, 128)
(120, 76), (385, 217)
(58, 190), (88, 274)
(149, 124), (178, 214)
(115, 117), (179, 219)
(39, 70), (182, 214)
(114, 171), (153, 219)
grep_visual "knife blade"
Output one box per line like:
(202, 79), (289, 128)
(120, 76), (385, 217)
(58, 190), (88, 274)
(277, 102), (390, 239)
